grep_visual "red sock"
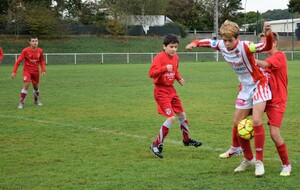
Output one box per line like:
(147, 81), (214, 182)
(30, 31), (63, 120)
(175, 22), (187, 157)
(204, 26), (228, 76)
(232, 126), (240, 147)
(180, 119), (190, 142)
(276, 143), (290, 166)
(254, 124), (265, 161)
(33, 90), (39, 102)
(238, 136), (253, 160)
(154, 125), (169, 145)
(20, 92), (27, 104)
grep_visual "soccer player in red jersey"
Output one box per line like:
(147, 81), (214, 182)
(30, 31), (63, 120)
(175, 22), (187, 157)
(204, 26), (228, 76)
(149, 34), (202, 158)
(186, 21), (274, 176)
(257, 32), (291, 176)
(11, 36), (46, 109)
(0, 47), (3, 63)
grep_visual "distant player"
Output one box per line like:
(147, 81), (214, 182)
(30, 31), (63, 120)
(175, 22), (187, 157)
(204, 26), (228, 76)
(0, 47), (3, 63)
(11, 36), (46, 109)
(149, 34), (202, 158)
(186, 21), (273, 176)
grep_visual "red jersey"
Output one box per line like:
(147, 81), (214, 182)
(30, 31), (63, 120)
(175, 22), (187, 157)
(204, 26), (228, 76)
(265, 51), (288, 111)
(0, 47), (3, 62)
(13, 47), (46, 74)
(149, 51), (181, 86)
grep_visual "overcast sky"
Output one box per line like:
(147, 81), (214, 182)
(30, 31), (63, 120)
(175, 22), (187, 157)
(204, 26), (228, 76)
(241, 0), (290, 13)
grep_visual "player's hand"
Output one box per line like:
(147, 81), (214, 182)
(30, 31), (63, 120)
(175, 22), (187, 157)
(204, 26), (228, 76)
(42, 72), (46, 76)
(178, 78), (185, 86)
(11, 72), (16, 78)
(263, 22), (271, 35)
(166, 64), (173, 72)
(186, 43), (197, 51)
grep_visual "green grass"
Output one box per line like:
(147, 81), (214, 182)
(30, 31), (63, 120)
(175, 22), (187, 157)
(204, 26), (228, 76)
(0, 61), (299, 189)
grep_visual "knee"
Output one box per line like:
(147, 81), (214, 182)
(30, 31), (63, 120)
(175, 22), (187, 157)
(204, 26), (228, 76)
(167, 116), (176, 123)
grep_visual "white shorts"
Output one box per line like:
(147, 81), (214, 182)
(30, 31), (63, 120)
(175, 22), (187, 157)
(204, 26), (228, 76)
(235, 82), (272, 109)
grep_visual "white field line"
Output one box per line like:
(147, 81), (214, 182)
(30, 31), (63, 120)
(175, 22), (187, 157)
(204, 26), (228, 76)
(0, 114), (298, 164)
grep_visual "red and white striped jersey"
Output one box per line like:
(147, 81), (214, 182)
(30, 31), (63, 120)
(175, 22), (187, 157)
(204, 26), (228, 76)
(192, 33), (273, 86)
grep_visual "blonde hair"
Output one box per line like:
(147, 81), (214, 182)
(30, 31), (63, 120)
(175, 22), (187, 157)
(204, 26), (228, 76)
(259, 32), (279, 47)
(220, 20), (240, 39)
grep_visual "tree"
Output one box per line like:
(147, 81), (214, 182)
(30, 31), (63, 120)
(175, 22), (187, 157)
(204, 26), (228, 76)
(25, 2), (65, 37)
(5, 0), (27, 38)
(288, 0), (300, 13)
(165, 0), (201, 30)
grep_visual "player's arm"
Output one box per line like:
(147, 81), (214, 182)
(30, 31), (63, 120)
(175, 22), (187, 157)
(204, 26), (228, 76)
(39, 50), (46, 76)
(148, 57), (169, 78)
(11, 51), (25, 78)
(0, 47), (3, 63)
(256, 59), (270, 69)
(250, 23), (274, 53)
(186, 39), (219, 50)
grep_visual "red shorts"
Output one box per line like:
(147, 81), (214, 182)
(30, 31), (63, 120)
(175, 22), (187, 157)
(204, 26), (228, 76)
(154, 85), (184, 117)
(23, 70), (40, 84)
(265, 106), (285, 128)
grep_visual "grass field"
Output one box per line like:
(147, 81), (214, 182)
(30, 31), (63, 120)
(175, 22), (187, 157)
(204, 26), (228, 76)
(0, 61), (299, 189)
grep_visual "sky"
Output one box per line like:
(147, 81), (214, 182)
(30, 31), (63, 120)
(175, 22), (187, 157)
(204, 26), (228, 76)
(241, 0), (290, 13)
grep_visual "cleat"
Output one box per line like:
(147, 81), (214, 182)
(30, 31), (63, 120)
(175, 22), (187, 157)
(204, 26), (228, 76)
(234, 158), (256, 172)
(150, 144), (163, 158)
(280, 164), (291, 176)
(220, 146), (243, 158)
(183, 138), (202, 147)
(34, 101), (42, 106)
(255, 160), (265, 177)
(18, 103), (24, 109)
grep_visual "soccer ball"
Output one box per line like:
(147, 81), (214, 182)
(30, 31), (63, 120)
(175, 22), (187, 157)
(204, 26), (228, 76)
(238, 118), (254, 140)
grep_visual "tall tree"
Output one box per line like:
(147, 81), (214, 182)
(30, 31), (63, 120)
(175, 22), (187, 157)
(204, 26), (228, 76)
(288, 0), (300, 13)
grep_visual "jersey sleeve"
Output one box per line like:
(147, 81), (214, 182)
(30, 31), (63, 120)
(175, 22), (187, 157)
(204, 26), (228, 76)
(148, 55), (167, 78)
(192, 39), (220, 50)
(248, 32), (274, 53)
(12, 50), (25, 73)
(39, 49), (46, 72)
(0, 47), (3, 61)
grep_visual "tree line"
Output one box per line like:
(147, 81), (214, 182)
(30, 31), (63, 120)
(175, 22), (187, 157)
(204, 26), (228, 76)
(0, 0), (299, 38)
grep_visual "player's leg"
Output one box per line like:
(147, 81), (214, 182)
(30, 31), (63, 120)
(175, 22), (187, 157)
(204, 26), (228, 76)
(252, 101), (267, 176)
(18, 72), (31, 109)
(150, 87), (175, 158)
(176, 112), (202, 147)
(32, 73), (42, 106)
(220, 109), (251, 158)
(266, 109), (291, 176)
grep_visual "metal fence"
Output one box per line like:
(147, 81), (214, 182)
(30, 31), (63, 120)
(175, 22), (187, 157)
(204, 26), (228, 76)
(3, 51), (300, 65)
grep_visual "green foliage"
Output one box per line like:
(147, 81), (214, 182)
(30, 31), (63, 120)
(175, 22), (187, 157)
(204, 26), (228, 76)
(0, 62), (300, 189)
(288, 0), (300, 13)
(262, 9), (292, 21)
(25, 3), (62, 36)
(105, 19), (125, 36)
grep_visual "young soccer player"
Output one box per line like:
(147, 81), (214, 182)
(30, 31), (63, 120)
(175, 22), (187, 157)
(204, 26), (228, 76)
(0, 47), (3, 63)
(219, 32), (292, 176)
(186, 21), (273, 176)
(149, 34), (202, 159)
(11, 36), (46, 109)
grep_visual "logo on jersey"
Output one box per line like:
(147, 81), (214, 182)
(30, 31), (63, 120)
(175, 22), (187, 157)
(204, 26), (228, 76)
(235, 49), (240, 57)
(165, 108), (172, 116)
(236, 98), (246, 106)
(212, 40), (217, 47)
(23, 76), (27, 81)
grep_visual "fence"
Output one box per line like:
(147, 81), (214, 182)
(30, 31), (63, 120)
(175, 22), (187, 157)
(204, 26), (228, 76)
(3, 51), (300, 65)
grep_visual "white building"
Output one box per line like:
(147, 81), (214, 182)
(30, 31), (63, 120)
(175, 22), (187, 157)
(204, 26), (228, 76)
(124, 15), (173, 34)
(268, 18), (300, 33)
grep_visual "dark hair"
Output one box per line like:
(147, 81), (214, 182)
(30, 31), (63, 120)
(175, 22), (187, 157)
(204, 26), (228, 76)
(163, 34), (179, 46)
(29, 36), (38, 41)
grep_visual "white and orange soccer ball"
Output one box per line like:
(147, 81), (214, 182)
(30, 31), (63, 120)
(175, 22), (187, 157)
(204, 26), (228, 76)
(238, 118), (254, 140)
